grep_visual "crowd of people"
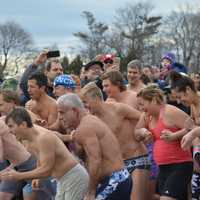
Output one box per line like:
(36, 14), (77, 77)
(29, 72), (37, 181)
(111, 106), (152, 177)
(0, 50), (199, 200)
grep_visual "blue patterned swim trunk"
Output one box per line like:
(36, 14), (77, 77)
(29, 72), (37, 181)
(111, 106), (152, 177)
(95, 168), (132, 200)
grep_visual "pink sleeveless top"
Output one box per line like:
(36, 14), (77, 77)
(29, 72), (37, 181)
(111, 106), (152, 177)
(148, 107), (192, 165)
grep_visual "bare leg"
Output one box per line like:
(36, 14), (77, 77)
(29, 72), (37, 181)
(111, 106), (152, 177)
(24, 192), (37, 200)
(0, 192), (14, 200)
(131, 169), (150, 200)
(23, 183), (37, 200)
(147, 179), (159, 200)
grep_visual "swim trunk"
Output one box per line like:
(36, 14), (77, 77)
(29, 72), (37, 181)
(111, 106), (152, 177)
(95, 168), (132, 200)
(192, 171), (200, 200)
(56, 164), (89, 200)
(0, 155), (55, 199)
(146, 143), (159, 180)
(0, 155), (36, 195)
(23, 178), (57, 200)
(157, 162), (193, 200)
(124, 154), (151, 174)
(0, 160), (9, 171)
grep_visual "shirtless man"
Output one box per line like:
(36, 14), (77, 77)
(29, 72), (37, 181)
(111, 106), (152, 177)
(0, 89), (41, 123)
(0, 118), (34, 200)
(0, 90), (56, 200)
(25, 72), (58, 126)
(175, 76), (200, 200)
(57, 93), (132, 200)
(0, 117), (55, 200)
(80, 82), (150, 200)
(53, 74), (76, 99)
(48, 74), (76, 133)
(1, 107), (89, 200)
(101, 70), (138, 108)
(126, 60), (146, 93)
(20, 50), (63, 103)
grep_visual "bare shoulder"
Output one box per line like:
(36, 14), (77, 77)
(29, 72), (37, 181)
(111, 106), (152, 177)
(26, 99), (35, 106)
(111, 102), (129, 113)
(165, 104), (187, 118)
(47, 96), (57, 105)
(47, 96), (57, 110)
(115, 101), (134, 109)
(78, 115), (102, 136)
(127, 90), (137, 97)
(105, 101), (118, 110)
(81, 115), (100, 129)
(36, 126), (56, 143)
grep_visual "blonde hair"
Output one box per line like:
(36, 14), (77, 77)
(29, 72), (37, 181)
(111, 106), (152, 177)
(137, 84), (164, 104)
(80, 82), (103, 100)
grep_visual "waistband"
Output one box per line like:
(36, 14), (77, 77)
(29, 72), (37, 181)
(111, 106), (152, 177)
(58, 163), (87, 184)
(124, 154), (149, 161)
(14, 155), (36, 171)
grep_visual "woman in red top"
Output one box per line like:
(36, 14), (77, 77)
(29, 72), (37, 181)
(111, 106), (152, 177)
(135, 84), (193, 200)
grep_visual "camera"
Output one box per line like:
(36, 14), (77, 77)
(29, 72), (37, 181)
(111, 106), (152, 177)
(47, 50), (60, 58)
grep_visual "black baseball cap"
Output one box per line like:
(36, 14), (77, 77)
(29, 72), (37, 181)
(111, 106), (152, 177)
(84, 60), (104, 71)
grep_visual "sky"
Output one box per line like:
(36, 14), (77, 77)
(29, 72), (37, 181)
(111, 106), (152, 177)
(0, 0), (198, 55)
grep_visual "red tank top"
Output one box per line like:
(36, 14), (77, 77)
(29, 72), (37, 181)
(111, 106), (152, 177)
(148, 106), (192, 165)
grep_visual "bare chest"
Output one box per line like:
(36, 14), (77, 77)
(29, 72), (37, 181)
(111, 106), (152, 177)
(101, 114), (122, 135)
(32, 104), (50, 120)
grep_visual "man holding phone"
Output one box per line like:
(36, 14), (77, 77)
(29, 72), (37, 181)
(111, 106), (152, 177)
(20, 50), (63, 104)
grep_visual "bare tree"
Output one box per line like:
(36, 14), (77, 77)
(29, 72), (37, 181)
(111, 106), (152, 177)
(113, 1), (162, 65)
(0, 21), (33, 79)
(73, 11), (108, 60)
(163, 4), (200, 69)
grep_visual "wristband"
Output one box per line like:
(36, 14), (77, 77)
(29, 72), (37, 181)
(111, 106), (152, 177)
(193, 145), (200, 159)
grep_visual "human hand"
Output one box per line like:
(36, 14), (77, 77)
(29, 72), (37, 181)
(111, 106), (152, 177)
(139, 128), (153, 143)
(184, 117), (195, 131)
(35, 119), (48, 127)
(181, 132), (195, 150)
(69, 130), (76, 141)
(32, 179), (40, 189)
(0, 168), (20, 181)
(160, 129), (175, 142)
(34, 50), (48, 65)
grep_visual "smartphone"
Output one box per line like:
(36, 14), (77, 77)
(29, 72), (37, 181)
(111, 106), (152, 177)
(47, 50), (60, 58)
